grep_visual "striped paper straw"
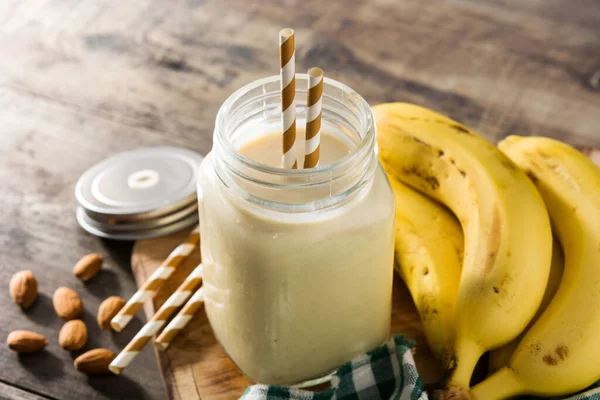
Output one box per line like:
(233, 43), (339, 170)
(304, 67), (323, 169)
(110, 225), (200, 332)
(155, 287), (205, 351)
(280, 28), (297, 169)
(109, 264), (204, 374)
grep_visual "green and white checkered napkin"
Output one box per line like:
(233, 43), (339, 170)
(241, 335), (600, 400)
(241, 335), (427, 400)
(561, 387), (600, 400)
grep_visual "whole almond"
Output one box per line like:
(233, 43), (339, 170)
(9, 270), (38, 309)
(97, 296), (126, 330)
(53, 287), (83, 320)
(7, 330), (48, 353)
(73, 253), (103, 281)
(74, 348), (116, 375)
(59, 320), (87, 351)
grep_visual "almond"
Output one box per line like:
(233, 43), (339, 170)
(7, 330), (48, 353)
(59, 320), (87, 351)
(73, 253), (103, 281)
(9, 270), (38, 309)
(74, 348), (116, 375)
(97, 296), (126, 330)
(53, 287), (83, 320)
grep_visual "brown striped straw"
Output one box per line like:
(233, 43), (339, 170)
(304, 67), (323, 169)
(280, 28), (297, 169)
(110, 225), (200, 332)
(155, 287), (205, 351)
(108, 264), (204, 375)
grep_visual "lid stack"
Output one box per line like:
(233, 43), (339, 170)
(75, 147), (204, 240)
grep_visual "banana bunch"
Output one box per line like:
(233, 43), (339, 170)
(373, 103), (600, 398)
(374, 102), (553, 393)
(380, 103), (600, 400)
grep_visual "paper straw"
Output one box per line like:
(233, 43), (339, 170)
(109, 264), (204, 374)
(304, 67), (323, 169)
(280, 28), (297, 169)
(155, 287), (205, 351)
(110, 225), (200, 332)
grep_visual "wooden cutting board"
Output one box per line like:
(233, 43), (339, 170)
(130, 148), (599, 400)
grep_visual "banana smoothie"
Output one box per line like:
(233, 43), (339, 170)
(197, 75), (395, 386)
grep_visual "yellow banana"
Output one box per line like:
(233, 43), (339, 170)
(472, 136), (600, 399)
(373, 103), (553, 392)
(383, 168), (463, 366)
(488, 239), (564, 373)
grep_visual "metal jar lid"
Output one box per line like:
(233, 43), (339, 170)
(81, 202), (199, 232)
(76, 207), (199, 241)
(75, 146), (204, 240)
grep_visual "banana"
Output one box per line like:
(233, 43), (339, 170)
(384, 168), (463, 366)
(373, 103), (553, 391)
(488, 239), (564, 373)
(471, 136), (600, 399)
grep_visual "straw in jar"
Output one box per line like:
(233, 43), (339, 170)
(280, 28), (297, 169)
(303, 67), (323, 169)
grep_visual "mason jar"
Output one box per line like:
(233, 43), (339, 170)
(197, 74), (395, 386)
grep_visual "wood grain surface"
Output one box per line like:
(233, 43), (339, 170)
(131, 230), (443, 400)
(0, 0), (598, 399)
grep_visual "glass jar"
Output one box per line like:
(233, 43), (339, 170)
(197, 74), (395, 386)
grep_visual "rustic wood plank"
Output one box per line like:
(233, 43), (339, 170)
(0, 0), (598, 398)
(0, 380), (53, 400)
(0, 0), (597, 149)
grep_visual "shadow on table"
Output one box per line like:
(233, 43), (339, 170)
(88, 373), (151, 400)
(100, 239), (135, 272)
(79, 308), (106, 352)
(18, 350), (64, 380)
(82, 268), (122, 298)
(23, 292), (56, 326)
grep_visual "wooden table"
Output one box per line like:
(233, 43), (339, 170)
(0, 0), (598, 399)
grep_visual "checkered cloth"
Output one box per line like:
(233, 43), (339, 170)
(563, 386), (600, 400)
(241, 335), (427, 400)
(241, 335), (600, 400)
(562, 387), (600, 400)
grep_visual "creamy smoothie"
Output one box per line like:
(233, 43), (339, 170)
(198, 129), (395, 385)
(240, 130), (351, 168)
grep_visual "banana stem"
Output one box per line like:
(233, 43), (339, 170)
(447, 340), (483, 389)
(471, 367), (524, 400)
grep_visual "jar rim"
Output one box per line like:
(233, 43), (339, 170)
(214, 74), (375, 177)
